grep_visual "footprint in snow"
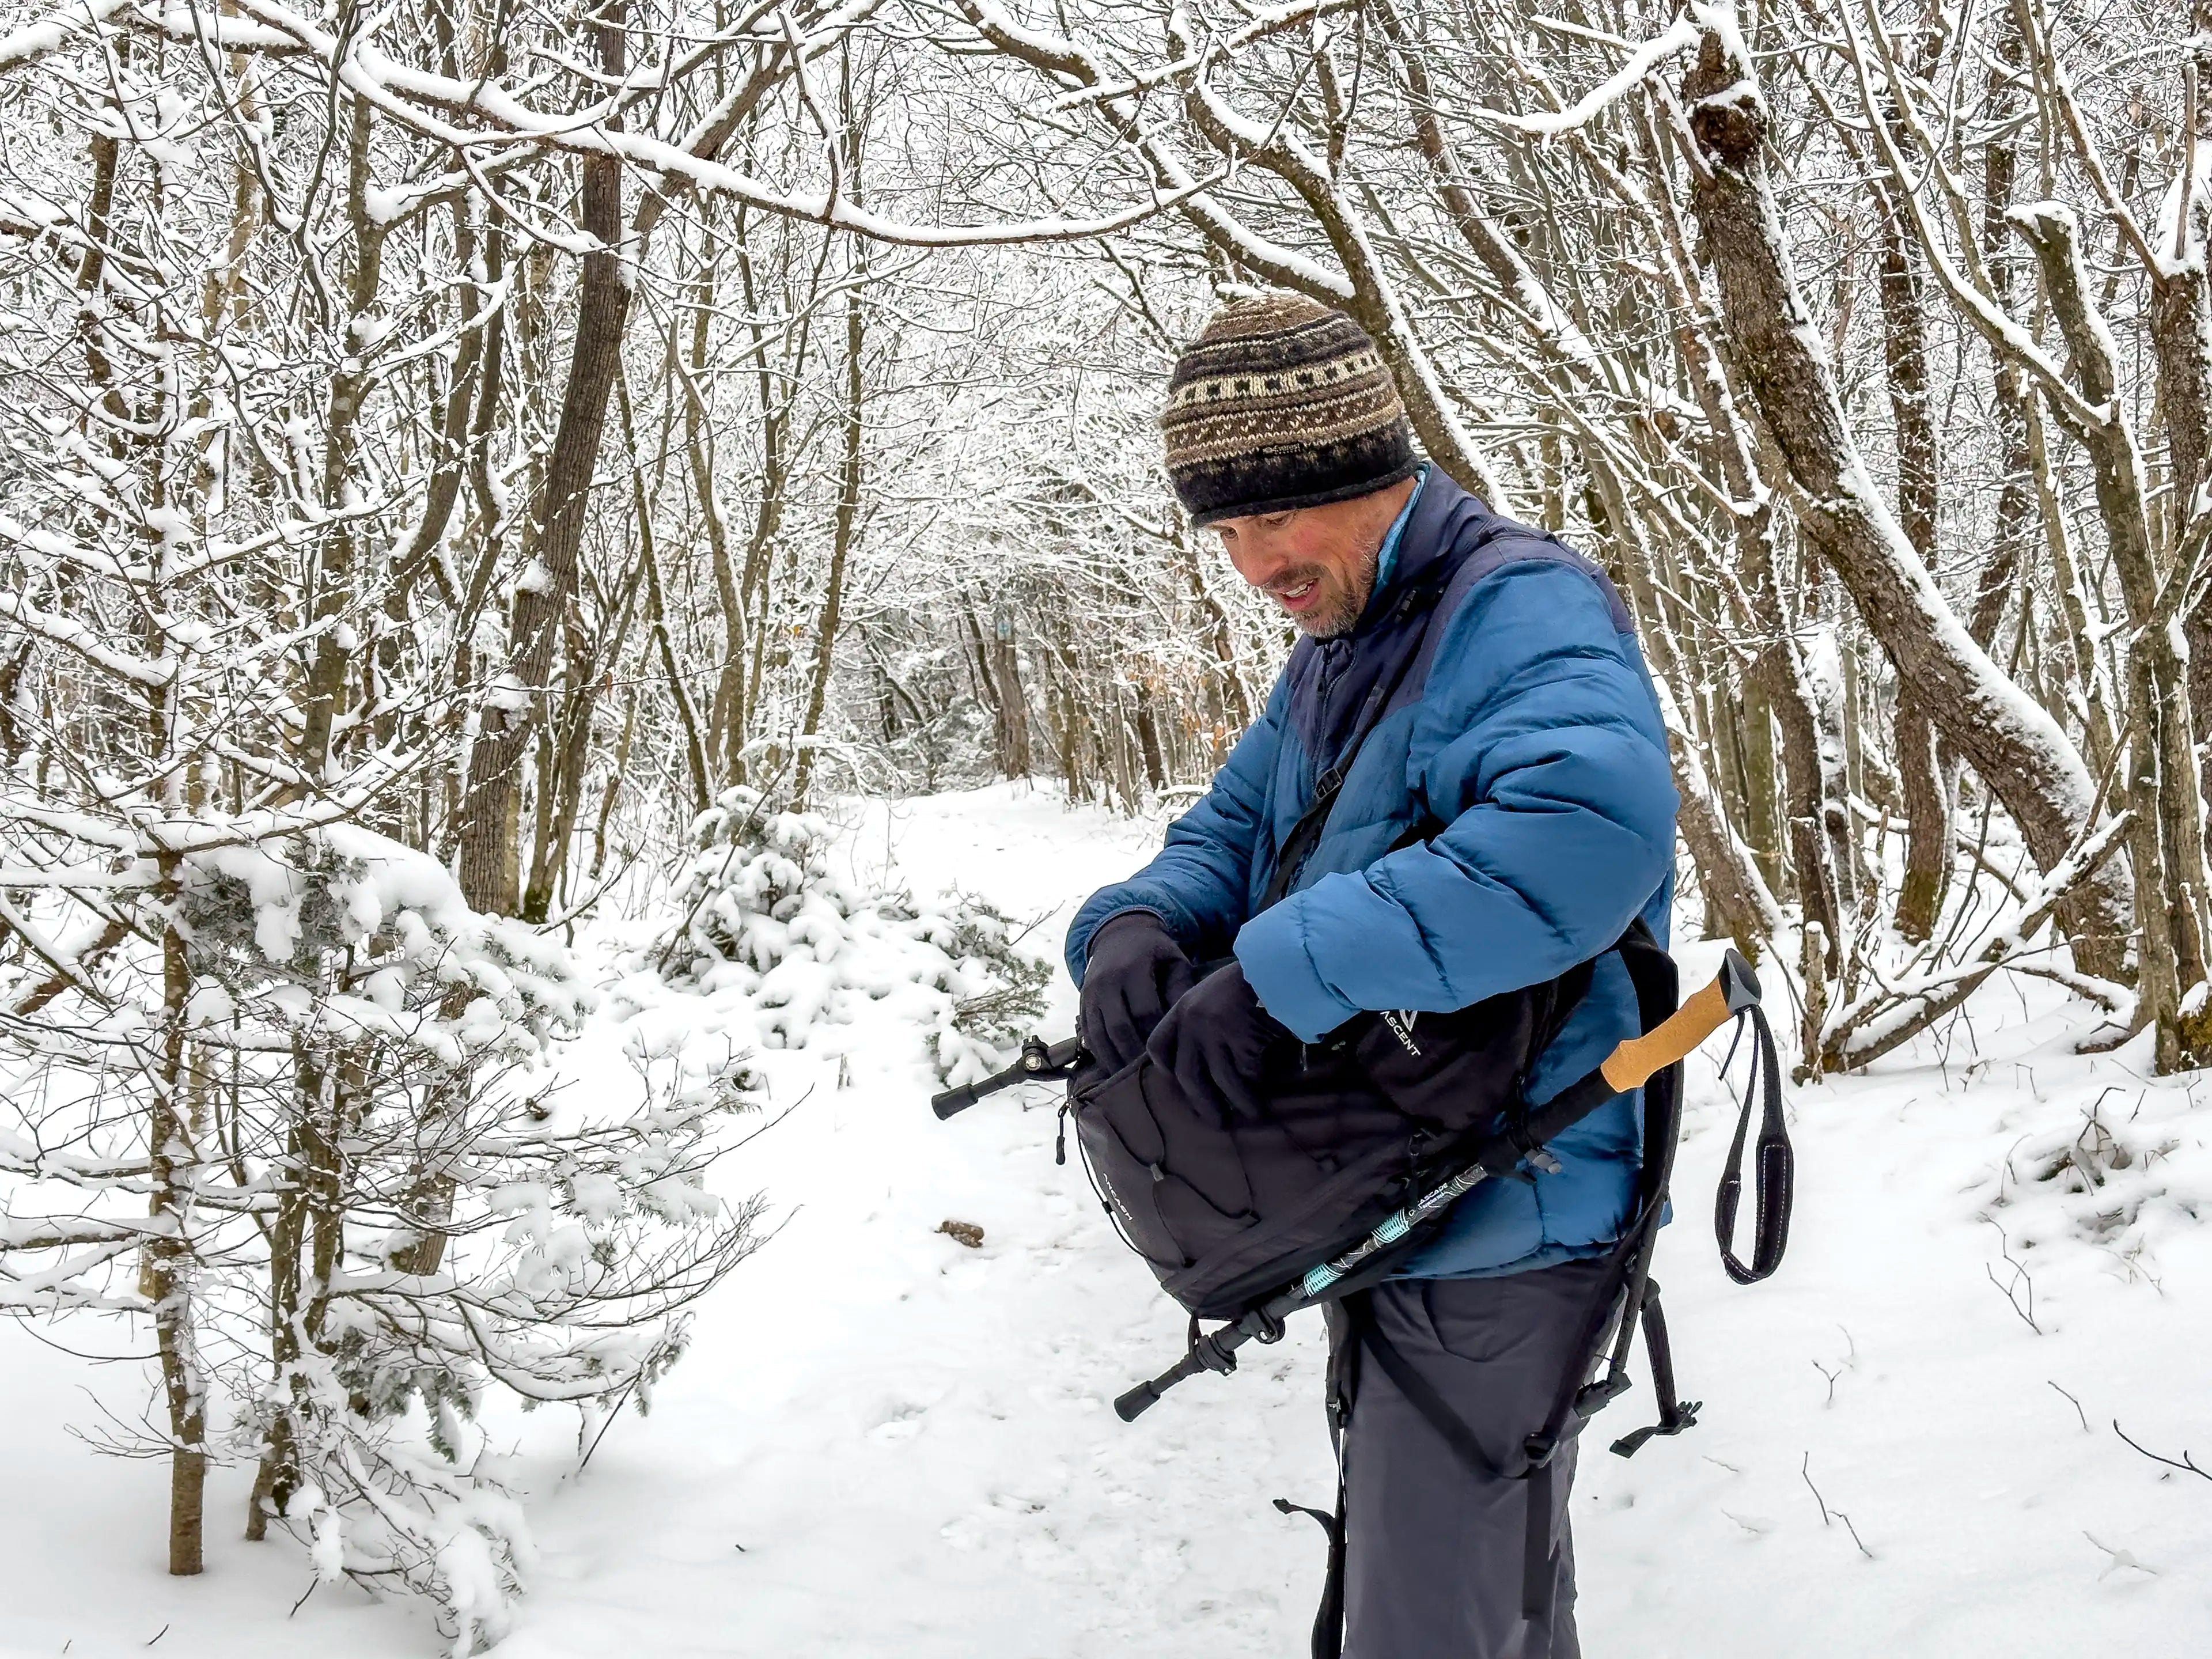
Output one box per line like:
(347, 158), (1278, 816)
(868, 1404), (927, 1443)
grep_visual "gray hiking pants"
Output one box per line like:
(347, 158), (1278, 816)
(1332, 1259), (1614, 1659)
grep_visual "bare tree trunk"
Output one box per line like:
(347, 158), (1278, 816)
(1651, 672), (1782, 955)
(1971, 21), (2034, 656)
(2147, 35), (2212, 997)
(684, 243), (749, 782)
(2145, 80), (2212, 1051)
(1878, 181), (1951, 940)
(590, 686), (638, 882)
(1734, 680), (1784, 896)
(1680, 33), (2130, 978)
(298, 94), (387, 779)
(2013, 205), (2210, 1065)
(731, 222), (808, 782)
(616, 373), (713, 814)
(153, 883), (206, 1574)
(2158, 253), (2212, 785)
(988, 623), (1033, 779)
(1175, 525), (1252, 739)
(792, 244), (865, 810)
(456, 0), (631, 912)
(1133, 684), (1167, 793)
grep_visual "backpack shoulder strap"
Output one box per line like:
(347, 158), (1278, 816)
(1406, 524), (1638, 696)
(1257, 578), (1449, 911)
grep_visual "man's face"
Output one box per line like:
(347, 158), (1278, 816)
(1211, 478), (1418, 639)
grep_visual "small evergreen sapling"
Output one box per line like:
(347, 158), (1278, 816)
(655, 786), (1048, 1085)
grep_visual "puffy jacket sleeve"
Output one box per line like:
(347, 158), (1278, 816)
(1233, 560), (1676, 1040)
(1065, 672), (1286, 985)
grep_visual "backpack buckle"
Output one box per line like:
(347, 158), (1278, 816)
(1574, 1372), (1634, 1419)
(1609, 1399), (1702, 1459)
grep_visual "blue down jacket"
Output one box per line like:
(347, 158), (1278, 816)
(1066, 472), (1677, 1277)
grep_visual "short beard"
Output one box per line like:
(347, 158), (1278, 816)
(1298, 543), (1380, 639)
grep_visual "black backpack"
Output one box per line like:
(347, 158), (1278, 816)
(1063, 935), (1606, 1323)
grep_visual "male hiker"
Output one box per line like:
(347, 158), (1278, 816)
(1065, 293), (1678, 1658)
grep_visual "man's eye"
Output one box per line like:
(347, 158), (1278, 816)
(1262, 512), (1295, 528)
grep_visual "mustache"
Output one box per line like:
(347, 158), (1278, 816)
(1263, 566), (1330, 596)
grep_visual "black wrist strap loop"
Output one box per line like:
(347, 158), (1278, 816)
(1713, 1000), (1793, 1285)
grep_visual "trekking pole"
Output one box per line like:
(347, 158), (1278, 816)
(1113, 948), (1764, 1421)
(930, 1035), (1088, 1120)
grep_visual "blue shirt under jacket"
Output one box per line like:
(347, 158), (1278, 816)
(1065, 471), (1678, 1278)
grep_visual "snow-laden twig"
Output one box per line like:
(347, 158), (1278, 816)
(2083, 1531), (2158, 1579)
(1465, 15), (1702, 137)
(0, 0), (133, 71)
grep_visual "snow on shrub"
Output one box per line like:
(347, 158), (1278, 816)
(3, 821), (766, 1654)
(1984, 1082), (2205, 1278)
(649, 787), (1049, 1086)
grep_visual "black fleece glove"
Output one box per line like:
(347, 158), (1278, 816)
(1079, 912), (1197, 1074)
(1145, 960), (1287, 1123)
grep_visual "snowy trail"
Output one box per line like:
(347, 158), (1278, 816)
(492, 788), (1335, 1658)
(4, 785), (2209, 1656)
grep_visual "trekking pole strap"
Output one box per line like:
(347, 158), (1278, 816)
(1713, 995), (1793, 1285)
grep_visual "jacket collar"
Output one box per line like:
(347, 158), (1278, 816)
(1346, 467), (1474, 637)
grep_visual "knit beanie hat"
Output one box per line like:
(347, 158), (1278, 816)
(1159, 291), (1419, 528)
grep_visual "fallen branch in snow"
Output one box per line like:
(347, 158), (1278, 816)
(1819, 812), (2134, 1073)
(1811, 1358), (1842, 1407)
(2083, 1531), (2158, 1579)
(1799, 1452), (1873, 1559)
(2048, 1381), (2090, 1434)
(1982, 1219), (2043, 1336)
(2112, 1420), (2212, 1484)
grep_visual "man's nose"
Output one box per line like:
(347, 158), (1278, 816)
(1226, 538), (1286, 590)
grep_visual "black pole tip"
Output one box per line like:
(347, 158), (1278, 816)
(1113, 1382), (1159, 1422)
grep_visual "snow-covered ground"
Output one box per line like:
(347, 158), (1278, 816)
(4, 783), (2209, 1657)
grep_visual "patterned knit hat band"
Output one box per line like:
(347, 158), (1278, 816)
(1160, 293), (1418, 527)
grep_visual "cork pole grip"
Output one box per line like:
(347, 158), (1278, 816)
(1599, 974), (1732, 1093)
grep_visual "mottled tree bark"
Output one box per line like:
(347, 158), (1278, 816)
(2013, 205), (2209, 1066)
(1877, 181), (1951, 941)
(1680, 34), (2130, 979)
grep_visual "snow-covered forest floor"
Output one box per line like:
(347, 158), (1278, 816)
(4, 784), (2209, 1658)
